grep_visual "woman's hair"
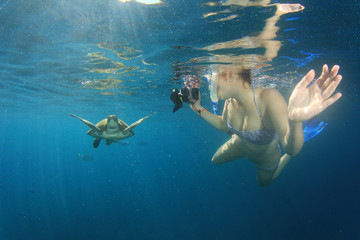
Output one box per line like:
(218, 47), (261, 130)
(237, 68), (251, 86)
(218, 65), (252, 87)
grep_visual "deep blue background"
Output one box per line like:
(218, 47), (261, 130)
(0, 0), (359, 239)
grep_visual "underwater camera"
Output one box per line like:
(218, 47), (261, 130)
(170, 86), (199, 113)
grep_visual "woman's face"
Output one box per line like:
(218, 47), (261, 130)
(217, 69), (231, 100)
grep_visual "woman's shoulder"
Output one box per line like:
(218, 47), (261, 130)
(258, 87), (287, 114)
(258, 87), (284, 102)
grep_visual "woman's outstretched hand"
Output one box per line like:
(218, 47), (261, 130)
(288, 64), (342, 122)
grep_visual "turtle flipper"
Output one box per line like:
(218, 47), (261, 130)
(123, 113), (156, 133)
(69, 114), (102, 133)
(93, 138), (101, 148)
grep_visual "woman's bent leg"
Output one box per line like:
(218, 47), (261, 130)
(256, 154), (292, 186)
(212, 135), (246, 164)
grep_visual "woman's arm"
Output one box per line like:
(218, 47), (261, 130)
(190, 95), (228, 132)
(265, 64), (342, 157)
(264, 89), (304, 156)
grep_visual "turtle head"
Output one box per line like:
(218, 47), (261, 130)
(106, 115), (120, 131)
(107, 115), (118, 121)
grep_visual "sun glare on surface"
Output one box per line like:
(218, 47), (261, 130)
(119, 0), (162, 5)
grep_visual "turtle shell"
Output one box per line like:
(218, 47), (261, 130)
(86, 118), (132, 135)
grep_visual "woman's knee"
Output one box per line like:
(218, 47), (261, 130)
(211, 154), (224, 165)
(211, 136), (243, 165)
(256, 173), (274, 187)
(257, 178), (272, 187)
(211, 148), (226, 164)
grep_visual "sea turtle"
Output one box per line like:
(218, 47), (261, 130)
(69, 113), (155, 148)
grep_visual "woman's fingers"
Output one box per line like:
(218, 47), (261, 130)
(329, 65), (340, 78)
(297, 69), (315, 89)
(315, 65), (340, 93)
(320, 92), (342, 110)
(321, 75), (342, 100)
(315, 64), (329, 88)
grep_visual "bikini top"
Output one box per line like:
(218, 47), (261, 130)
(227, 88), (279, 145)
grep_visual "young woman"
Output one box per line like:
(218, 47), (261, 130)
(190, 64), (342, 186)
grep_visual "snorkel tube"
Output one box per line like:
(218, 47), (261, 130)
(205, 58), (219, 115)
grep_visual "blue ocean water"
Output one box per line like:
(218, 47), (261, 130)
(0, 0), (359, 239)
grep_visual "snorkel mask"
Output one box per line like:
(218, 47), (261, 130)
(205, 62), (219, 115)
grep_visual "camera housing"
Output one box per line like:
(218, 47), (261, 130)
(170, 86), (199, 113)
